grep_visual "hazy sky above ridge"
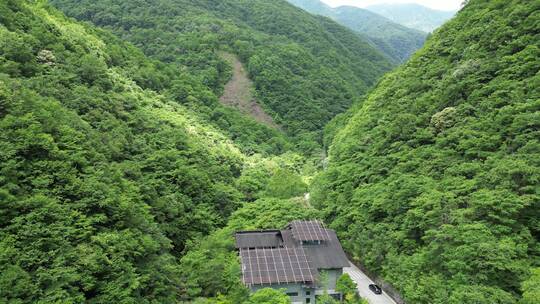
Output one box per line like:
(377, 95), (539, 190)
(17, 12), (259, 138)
(320, 0), (462, 11)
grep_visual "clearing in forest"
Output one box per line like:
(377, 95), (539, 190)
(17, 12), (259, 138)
(219, 52), (278, 128)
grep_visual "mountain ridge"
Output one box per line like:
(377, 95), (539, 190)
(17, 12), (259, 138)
(288, 0), (427, 63)
(366, 3), (457, 32)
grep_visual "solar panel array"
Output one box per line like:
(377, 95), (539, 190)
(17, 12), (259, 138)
(290, 220), (331, 241)
(240, 247), (316, 286)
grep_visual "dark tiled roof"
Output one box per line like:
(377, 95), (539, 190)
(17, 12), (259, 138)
(235, 220), (350, 286)
(282, 229), (350, 269)
(239, 247), (317, 286)
(235, 230), (282, 249)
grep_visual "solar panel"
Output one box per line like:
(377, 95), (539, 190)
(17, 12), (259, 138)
(235, 231), (282, 249)
(240, 247), (316, 286)
(290, 220), (331, 241)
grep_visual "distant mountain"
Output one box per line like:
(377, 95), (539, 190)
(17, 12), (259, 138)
(288, 0), (331, 15)
(366, 3), (457, 32)
(288, 0), (427, 63)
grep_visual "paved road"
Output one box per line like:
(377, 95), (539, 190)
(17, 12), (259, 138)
(343, 261), (397, 304)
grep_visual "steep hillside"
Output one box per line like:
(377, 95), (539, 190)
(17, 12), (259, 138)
(288, 0), (427, 63)
(0, 1), (301, 302)
(314, 0), (539, 303)
(50, 0), (393, 151)
(218, 52), (278, 129)
(366, 3), (457, 32)
(36, 0), (292, 156)
(4, 0), (538, 303)
(331, 6), (426, 63)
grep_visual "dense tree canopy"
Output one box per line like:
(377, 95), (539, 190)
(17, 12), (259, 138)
(49, 0), (393, 151)
(1, 0), (538, 303)
(0, 1), (290, 302)
(336, 274), (367, 304)
(313, 0), (539, 303)
(520, 268), (540, 304)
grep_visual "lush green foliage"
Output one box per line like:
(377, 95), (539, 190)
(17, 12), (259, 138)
(315, 294), (339, 304)
(335, 274), (360, 303)
(0, 1), (288, 302)
(263, 169), (308, 199)
(46, 0), (294, 157)
(336, 274), (356, 295)
(2, 0), (538, 303)
(245, 288), (291, 304)
(190, 288), (290, 304)
(288, 0), (427, 63)
(520, 268), (540, 304)
(314, 1), (540, 303)
(49, 0), (392, 151)
(0, 1), (325, 301)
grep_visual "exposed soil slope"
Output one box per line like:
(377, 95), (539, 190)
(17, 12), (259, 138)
(219, 52), (278, 129)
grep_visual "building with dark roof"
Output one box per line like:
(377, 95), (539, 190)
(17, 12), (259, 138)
(235, 220), (350, 303)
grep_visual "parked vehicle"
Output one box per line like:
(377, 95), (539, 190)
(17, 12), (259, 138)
(369, 284), (382, 295)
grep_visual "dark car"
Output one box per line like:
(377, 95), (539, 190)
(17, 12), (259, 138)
(369, 284), (382, 295)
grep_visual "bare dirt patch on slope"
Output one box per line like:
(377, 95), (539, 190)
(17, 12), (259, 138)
(219, 52), (279, 129)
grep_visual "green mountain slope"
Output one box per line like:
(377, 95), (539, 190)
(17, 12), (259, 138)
(3, 0), (539, 303)
(288, 0), (427, 63)
(0, 0), (299, 302)
(49, 0), (393, 151)
(366, 3), (457, 33)
(313, 0), (539, 303)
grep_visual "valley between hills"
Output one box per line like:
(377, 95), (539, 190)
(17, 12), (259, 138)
(0, 0), (538, 303)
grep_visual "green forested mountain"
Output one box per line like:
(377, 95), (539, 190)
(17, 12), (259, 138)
(313, 0), (540, 303)
(366, 3), (457, 33)
(0, 0), (305, 302)
(1, 0), (292, 157)
(288, 0), (427, 63)
(2, 0), (539, 303)
(49, 0), (393, 151)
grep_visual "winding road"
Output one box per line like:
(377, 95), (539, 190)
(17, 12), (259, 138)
(343, 261), (397, 304)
